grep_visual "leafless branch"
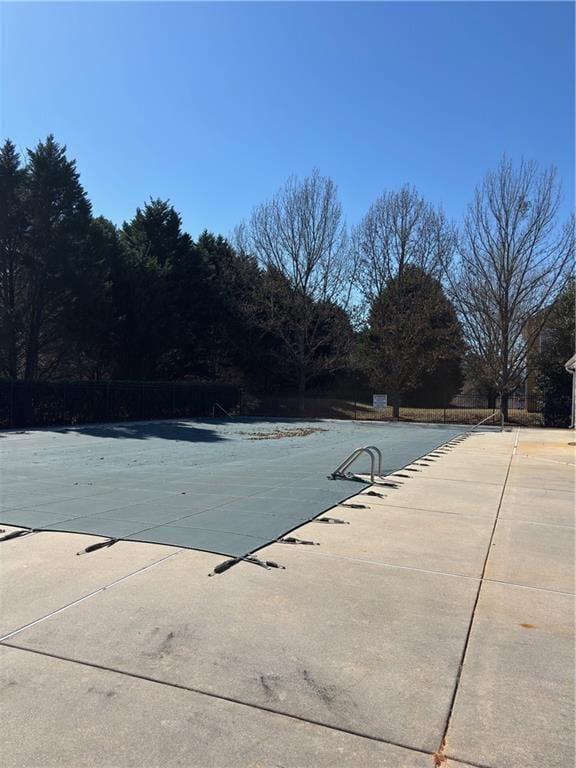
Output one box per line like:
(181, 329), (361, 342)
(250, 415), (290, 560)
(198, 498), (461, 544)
(444, 157), (574, 414)
(238, 170), (356, 400)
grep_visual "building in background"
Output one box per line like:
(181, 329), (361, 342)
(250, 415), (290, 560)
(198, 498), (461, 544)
(565, 354), (576, 429)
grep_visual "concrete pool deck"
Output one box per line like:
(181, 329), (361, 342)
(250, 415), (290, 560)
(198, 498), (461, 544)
(0, 426), (574, 767)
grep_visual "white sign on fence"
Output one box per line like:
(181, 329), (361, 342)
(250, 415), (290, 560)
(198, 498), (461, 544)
(373, 394), (388, 409)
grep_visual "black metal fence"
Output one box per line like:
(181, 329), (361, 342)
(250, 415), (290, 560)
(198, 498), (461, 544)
(0, 380), (239, 429)
(241, 392), (567, 427)
(1, 381), (569, 430)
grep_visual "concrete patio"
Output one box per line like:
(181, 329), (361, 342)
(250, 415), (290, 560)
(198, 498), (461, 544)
(1, 427), (574, 767)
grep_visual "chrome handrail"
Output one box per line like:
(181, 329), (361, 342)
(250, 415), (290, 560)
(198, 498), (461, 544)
(469, 410), (498, 432)
(329, 445), (383, 484)
(363, 445), (382, 476)
(212, 402), (233, 418)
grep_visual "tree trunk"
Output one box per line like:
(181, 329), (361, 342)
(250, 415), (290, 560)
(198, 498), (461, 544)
(391, 386), (401, 419)
(6, 251), (19, 377)
(296, 327), (306, 416)
(6, 315), (18, 378)
(24, 307), (41, 379)
(297, 367), (306, 416)
(500, 309), (510, 425)
(24, 337), (39, 379)
(500, 392), (509, 423)
(23, 270), (44, 379)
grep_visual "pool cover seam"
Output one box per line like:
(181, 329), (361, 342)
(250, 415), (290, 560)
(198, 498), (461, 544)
(0, 640), (489, 768)
(0, 482), (319, 545)
(1, 474), (371, 558)
(1, 450), (373, 549)
(436, 429), (518, 759)
(1, 478), (305, 534)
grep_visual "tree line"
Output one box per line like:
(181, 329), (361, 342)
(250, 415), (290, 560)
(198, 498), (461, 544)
(0, 136), (573, 417)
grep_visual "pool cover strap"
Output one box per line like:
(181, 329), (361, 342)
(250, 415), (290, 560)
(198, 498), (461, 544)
(210, 555), (285, 576)
(0, 528), (35, 542)
(278, 536), (318, 546)
(77, 538), (118, 556)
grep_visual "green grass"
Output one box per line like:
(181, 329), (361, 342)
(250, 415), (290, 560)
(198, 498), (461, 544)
(243, 396), (544, 426)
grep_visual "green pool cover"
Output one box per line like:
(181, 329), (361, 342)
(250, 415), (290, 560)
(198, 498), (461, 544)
(0, 419), (471, 558)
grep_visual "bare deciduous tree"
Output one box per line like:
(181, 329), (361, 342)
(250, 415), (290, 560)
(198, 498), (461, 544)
(238, 170), (356, 408)
(445, 157), (574, 420)
(354, 186), (457, 415)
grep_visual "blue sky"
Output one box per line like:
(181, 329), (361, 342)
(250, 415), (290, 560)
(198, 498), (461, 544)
(1, 1), (574, 237)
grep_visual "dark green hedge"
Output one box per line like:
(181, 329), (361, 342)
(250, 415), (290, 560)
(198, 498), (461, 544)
(0, 380), (239, 429)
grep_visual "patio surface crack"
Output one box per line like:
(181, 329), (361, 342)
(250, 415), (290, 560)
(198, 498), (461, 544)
(434, 429), (518, 764)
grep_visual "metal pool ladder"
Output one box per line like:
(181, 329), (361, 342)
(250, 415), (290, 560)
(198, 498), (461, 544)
(329, 445), (383, 484)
